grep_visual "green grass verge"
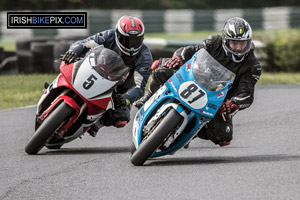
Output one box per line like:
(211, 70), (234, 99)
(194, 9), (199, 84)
(0, 73), (299, 110)
(0, 74), (57, 110)
(257, 72), (300, 85)
(0, 40), (16, 51)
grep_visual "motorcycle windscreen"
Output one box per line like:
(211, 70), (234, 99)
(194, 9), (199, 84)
(72, 46), (129, 99)
(192, 49), (236, 91)
(89, 46), (129, 82)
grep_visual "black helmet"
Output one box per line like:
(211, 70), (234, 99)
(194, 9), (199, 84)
(222, 17), (252, 63)
(115, 16), (144, 56)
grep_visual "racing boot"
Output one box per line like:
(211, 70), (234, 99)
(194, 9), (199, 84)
(197, 123), (232, 147)
(87, 120), (103, 137)
(133, 90), (153, 109)
(95, 107), (130, 129)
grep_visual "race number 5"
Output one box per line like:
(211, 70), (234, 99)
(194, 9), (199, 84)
(178, 81), (208, 109)
(83, 74), (98, 90)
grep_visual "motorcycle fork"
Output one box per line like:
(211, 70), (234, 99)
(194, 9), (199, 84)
(39, 92), (81, 137)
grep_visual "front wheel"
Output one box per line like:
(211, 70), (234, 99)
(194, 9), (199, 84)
(130, 108), (182, 166)
(129, 142), (136, 155)
(25, 102), (74, 155)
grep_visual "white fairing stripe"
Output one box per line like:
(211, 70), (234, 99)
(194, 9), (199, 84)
(73, 57), (117, 99)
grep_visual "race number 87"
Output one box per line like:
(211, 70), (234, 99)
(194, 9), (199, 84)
(180, 83), (205, 104)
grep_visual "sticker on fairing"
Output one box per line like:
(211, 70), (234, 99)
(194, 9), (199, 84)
(178, 81), (208, 109)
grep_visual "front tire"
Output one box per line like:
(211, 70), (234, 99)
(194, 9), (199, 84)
(25, 102), (74, 155)
(129, 142), (136, 155)
(130, 108), (182, 166)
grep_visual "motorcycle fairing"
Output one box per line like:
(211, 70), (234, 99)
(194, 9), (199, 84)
(59, 61), (114, 115)
(71, 57), (117, 99)
(133, 49), (234, 157)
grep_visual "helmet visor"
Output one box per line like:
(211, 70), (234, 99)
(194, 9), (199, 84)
(117, 33), (143, 51)
(226, 38), (252, 57)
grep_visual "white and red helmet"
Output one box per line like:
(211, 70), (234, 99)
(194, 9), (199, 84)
(115, 16), (145, 56)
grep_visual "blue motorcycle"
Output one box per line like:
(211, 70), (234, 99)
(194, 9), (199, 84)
(130, 49), (236, 166)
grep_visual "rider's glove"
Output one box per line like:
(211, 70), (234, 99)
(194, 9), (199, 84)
(219, 100), (239, 115)
(162, 56), (184, 69)
(62, 50), (78, 64)
(114, 94), (131, 108)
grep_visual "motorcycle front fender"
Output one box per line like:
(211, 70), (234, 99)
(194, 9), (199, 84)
(39, 95), (81, 136)
(132, 102), (188, 149)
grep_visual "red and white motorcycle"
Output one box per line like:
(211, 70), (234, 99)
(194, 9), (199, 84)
(25, 46), (129, 154)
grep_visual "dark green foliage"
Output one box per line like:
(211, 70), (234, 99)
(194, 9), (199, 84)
(260, 30), (300, 72)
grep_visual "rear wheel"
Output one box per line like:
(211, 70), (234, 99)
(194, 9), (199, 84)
(130, 108), (182, 166)
(25, 102), (74, 155)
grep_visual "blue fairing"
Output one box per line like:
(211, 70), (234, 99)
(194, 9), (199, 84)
(133, 49), (235, 158)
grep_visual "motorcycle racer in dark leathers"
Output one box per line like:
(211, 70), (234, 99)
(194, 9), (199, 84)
(134, 17), (262, 146)
(62, 16), (153, 136)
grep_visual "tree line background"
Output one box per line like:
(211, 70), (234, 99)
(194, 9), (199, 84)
(1, 0), (300, 10)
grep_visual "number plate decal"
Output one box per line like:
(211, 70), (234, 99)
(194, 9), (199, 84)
(178, 81), (208, 109)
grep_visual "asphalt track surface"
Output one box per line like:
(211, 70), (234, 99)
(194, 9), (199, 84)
(1, 85), (300, 200)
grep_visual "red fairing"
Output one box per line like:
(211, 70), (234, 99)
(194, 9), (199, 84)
(60, 61), (73, 84)
(58, 62), (112, 115)
(88, 97), (111, 115)
(56, 73), (70, 88)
